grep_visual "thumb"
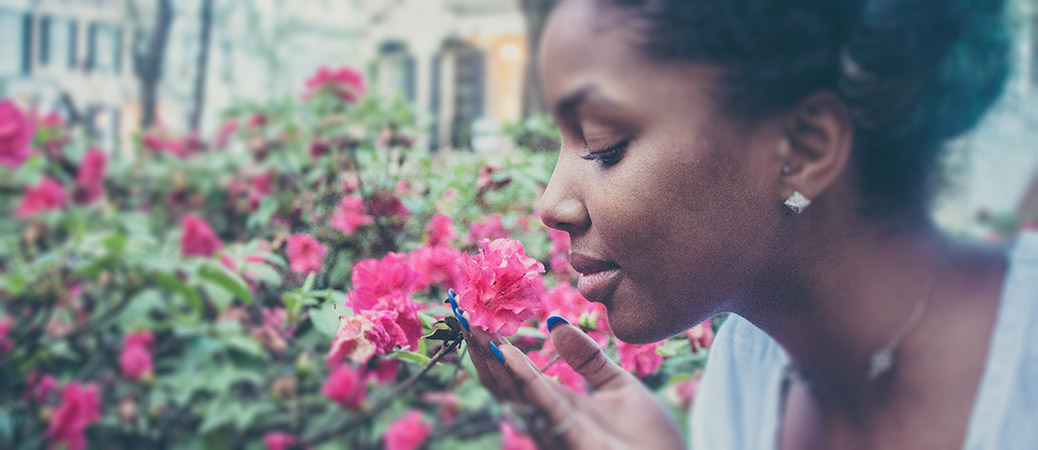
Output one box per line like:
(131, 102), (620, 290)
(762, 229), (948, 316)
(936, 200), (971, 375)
(548, 316), (634, 391)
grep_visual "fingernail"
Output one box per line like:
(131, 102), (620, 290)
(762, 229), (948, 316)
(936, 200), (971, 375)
(447, 289), (460, 311)
(546, 316), (569, 332)
(453, 307), (470, 332)
(489, 341), (504, 363)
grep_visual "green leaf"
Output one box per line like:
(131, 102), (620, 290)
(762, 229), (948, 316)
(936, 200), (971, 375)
(198, 261), (252, 304)
(309, 303), (343, 337)
(302, 272), (316, 293)
(390, 350), (433, 365)
(152, 272), (203, 315)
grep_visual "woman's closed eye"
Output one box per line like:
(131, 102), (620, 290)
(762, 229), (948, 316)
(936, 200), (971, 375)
(582, 140), (629, 168)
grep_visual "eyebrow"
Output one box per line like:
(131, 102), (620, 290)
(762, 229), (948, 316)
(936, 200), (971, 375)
(553, 85), (625, 119)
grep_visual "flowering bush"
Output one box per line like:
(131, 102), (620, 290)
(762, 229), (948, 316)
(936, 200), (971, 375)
(0, 65), (718, 449)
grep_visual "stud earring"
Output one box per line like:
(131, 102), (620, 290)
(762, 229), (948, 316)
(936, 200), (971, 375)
(781, 165), (792, 175)
(784, 191), (811, 214)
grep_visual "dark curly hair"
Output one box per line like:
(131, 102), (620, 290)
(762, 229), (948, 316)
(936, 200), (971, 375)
(605, 0), (1011, 216)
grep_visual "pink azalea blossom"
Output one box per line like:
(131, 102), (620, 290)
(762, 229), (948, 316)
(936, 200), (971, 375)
(346, 290), (423, 352)
(180, 214), (223, 258)
(264, 432), (298, 450)
(351, 252), (419, 298)
(422, 391), (459, 425)
(455, 238), (545, 336)
(425, 213), (457, 246)
(501, 420), (539, 450)
(0, 316), (11, 353)
(385, 410), (431, 450)
(341, 172), (360, 194)
(332, 195), (374, 235)
(73, 147), (107, 204)
(326, 310), (409, 366)
(251, 308), (293, 354)
(467, 214), (510, 244)
(369, 189), (411, 223)
(46, 382), (101, 450)
(528, 350), (587, 393)
(24, 370), (58, 404)
(686, 319), (714, 354)
(287, 234), (327, 274)
(408, 244), (463, 291)
(322, 364), (366, 409)
(672, 371), (703, 411)
(303, 65), (366, 103)
(214, 119), (238, 148)
(616, 340), (665, 378)
(0, 99), (34, 169)
(477, 165), (511, 192)
(120, 331), (155, 381)
(547, 228), (577, 279)
(16, 177), (67, 218)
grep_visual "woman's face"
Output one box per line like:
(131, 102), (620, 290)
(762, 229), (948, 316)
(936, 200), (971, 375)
(539, 0), (790, 343)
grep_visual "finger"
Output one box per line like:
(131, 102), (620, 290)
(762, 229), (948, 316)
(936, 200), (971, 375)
(549, 318), (635, 391)
(497, 343), (581, 432)
(460, 313), (524, 401)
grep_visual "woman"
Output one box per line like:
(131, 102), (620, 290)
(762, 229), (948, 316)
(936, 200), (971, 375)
(458, 0), (1036, 448)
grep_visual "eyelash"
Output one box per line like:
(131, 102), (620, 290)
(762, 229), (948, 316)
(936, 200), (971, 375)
(581, 141), (628, 168)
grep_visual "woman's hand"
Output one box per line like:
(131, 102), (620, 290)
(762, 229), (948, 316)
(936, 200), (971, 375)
(460, 314), (685, 450)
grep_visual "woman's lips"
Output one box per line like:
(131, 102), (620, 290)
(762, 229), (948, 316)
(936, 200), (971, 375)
(569, 253), (622, 304)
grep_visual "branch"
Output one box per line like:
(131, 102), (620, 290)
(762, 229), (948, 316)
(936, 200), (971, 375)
(303, 338), (463, 446)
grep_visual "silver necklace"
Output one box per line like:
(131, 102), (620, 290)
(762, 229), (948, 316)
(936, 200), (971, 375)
(788, 243), (951, 387)
(865, 243), (950, 380)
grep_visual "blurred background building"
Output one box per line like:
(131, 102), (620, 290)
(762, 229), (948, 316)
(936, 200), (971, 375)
(1, 0), (1036, 226)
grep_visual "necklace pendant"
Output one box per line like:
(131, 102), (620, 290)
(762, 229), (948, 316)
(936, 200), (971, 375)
(867, 347), (896, 380)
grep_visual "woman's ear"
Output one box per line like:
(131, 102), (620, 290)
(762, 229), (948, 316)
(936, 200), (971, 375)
(778, 90), (855, 201)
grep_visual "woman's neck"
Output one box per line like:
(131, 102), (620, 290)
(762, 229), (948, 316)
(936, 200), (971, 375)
(741, 217), (961, 409)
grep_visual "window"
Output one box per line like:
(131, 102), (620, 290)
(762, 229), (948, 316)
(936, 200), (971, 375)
(0, 9), (31, 75)
(40, 16), (76, 70)
(88, 23), (121, 74)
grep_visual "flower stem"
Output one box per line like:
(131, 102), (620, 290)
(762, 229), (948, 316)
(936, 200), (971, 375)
(303, 337), (463, 446)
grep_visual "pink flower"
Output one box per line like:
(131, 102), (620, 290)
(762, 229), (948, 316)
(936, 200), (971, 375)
(332, 195), (374, 235)
(251, 308), (293, 354)
(369, 189), (411, 223)
(425, 213), (457, 246)
(214, 119), (238, 148)
(24, 370), (58, 404)
(180, 214), (223, 258)
(16, 177), (67, 218)
(303, 66), (366, 103)
(322, 364), (366, 409)
(422, 391), (459, 425)
(264, 432), (298, 450)
(341, 172), (360, 194)
(672, 372), (703, 411)
(477, 165), (511, 192)
(326, 310), (409, 366)
(287, 234), (327, 274)
(0, 316), (11, 353)
(455, 238), (545, 336)
(408, 244), (463, 291)
(467, 214), (510, 244)
(686, 319), (714, 354)
(46, 382), (101, 450)
(73, 147), (107, 204)
(616, 341), (665, 378)
(346, 290), (423, 352)
(248, 113), (267, 129)
(351, 253), (419, 298)
(120, 331), (155, 381)
(528, 350), (587, 393)
(0, 99), (34, 169)
(385, 410), (431, 450)
(501, 420), (539, 450)
(309, 138), (330, 161)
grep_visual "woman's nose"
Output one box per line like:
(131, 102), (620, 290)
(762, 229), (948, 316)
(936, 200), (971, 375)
(539, 155), (590, 232)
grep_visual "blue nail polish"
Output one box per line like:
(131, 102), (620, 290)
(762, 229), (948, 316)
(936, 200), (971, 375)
(489, 341), (504, 363)
(454, 307), (470, 332)
(447, 289), (460, 311)
(546, 316), (569, 332)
